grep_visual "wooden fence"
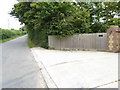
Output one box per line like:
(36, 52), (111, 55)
(48, 33), (107, 51)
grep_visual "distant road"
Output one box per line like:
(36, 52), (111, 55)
(1, 35), (47, 88)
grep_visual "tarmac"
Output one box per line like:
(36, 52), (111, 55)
(1, 36), (47, 88)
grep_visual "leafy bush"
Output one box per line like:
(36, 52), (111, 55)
(10, 2), (91, 48)
(0, 29), (27, 40)
(90, 22), (109, 33)
(48, 6), (91, 37)
(110, 18), (120, 27)
(11, 2), (115, 48)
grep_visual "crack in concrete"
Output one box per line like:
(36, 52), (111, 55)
(50, 60), (80, 67)
(91, 80), (119, 89)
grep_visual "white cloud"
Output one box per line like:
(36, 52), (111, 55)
(0, 0), (23, 30)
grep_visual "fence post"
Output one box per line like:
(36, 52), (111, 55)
(107, 25), (120, 52)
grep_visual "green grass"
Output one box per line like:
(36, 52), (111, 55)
(0, 29), (27, 39)
(27, 38), (37, 48)
(0, 29), (27, 44)
(0, 35), (25, 44)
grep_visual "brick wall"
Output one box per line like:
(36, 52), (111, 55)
(107, 25), (120, 52)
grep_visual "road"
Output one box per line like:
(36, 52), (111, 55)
(0, 35), (47, 88)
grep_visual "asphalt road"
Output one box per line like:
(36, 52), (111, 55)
(0, 35), (47, 88)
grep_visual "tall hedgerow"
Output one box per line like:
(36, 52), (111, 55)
(10, 2), (119, 48)
(10, 2), (91, 48)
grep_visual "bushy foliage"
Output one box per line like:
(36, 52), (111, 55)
(10, 2), (91, 48)
(90, 22), (109, 33)
(48, 6), (91, 37)
(109, 18), (120, 27)
(0, 29), (27, 40)
(10, 2), (119, 48)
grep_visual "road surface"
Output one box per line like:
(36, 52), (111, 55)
(0, 35), (47, 88)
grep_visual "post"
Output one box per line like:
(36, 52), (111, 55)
(107, 25), (120, 52)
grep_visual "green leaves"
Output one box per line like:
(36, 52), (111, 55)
(47, 3), (91, 37)
(0, 29), (27, 40)
(10, 2), (119, 48)
(90, 22), (108, 33)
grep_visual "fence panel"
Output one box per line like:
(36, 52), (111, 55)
(48, 33), (107, 51)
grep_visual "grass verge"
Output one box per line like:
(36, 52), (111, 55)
(27, 38), (37, 48)
(0, 35), (24, 44)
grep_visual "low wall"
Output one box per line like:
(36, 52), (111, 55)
(48, 33), (107, 51)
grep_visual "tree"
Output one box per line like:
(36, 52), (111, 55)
(10, 2), (91, 48)
(10, 2), (119, 48)
(102, 2), (120, 25)
(75, 2), (120, 26)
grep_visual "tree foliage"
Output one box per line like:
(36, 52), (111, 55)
(102, 2), (120, 25)
(11, 2), (91, 36)
(0, 29), (27, 40)
(10, 2), (120, 48)
(90, 22), (108, 33)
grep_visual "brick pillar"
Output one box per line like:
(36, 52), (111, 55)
(107, 25), (120, 52)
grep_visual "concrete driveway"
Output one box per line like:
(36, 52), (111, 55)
(31, 47), (119, 88)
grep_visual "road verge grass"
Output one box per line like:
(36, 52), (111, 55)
(0, 29), (27, 44)
(0, 35), (24, 44)
(27, 38), (37, 48)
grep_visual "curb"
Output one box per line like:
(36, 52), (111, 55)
(31, 48), (58, 88)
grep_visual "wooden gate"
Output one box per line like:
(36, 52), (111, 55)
(48, 33), (107, 51)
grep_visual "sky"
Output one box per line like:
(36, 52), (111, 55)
(0, 0), (23, 30)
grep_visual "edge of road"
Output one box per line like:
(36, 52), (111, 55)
(29, 49), (48, 88)
(30, 48), (58, 88)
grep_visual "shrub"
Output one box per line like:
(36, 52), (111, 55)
(0, 29), (27, 40)
(10, 2), (91, 48)
(90, 22), (109, 33)
(10, 2), (111, 48)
